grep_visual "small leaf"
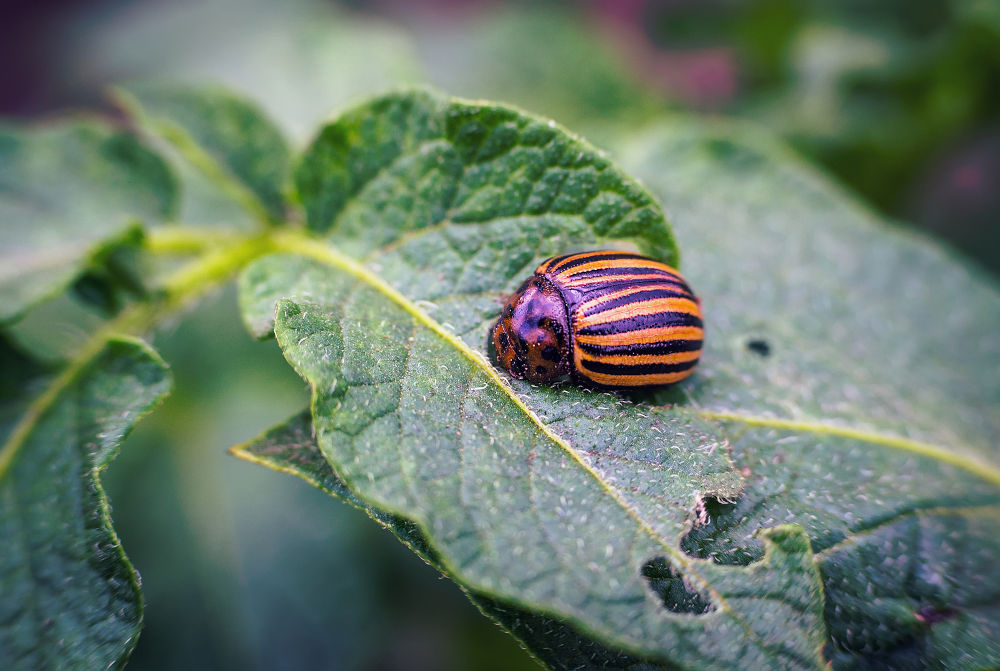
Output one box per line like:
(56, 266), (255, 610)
(0, 121), (175, 323)
(70, 226), (148, 316)
(115, 83), (292, 224)
(0, 338), (171, 670)
(241, 91), (828, 669)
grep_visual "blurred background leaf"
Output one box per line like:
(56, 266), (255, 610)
(0, 122), (174, 323)
(1, 337), (171, 671)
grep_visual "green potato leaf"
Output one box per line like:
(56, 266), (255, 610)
(234, 410), (814, 671)
(0, 338), (171, 670)
(619, 123), (1000, 669)
(0, 121), (176, 323)
(237, 90), (828, 669)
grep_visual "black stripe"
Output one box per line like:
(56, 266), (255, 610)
(551, 252), (647, 273)
(580, 358), (699, 376)
(576, 311), (703, 336)
(537, 253), (576, 272)
(563, 266), (686, 283)
(578, 339), (703, 356)
(570, 278), (690, 303)
(581, 288), (694, 316)
(570, 277), (686, 293)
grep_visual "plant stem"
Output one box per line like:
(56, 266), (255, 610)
(0, 232), (276, 478)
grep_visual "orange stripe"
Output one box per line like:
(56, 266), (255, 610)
(576, 284), (686, 313)
(575, 325), (703, 347)
(578, 368), (695, 387)
(542, 250), (634, 274)
(562, 272), (684, 287)
(575, 297), (700, 328)
(576, 348), (701, 366)
(553, 258), (681, 279)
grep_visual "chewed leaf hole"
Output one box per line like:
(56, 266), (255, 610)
(640, 557), (715, 615)
(681, 497), (764, 566)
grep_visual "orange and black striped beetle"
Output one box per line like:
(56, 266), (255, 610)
(492, 250), (703, 389)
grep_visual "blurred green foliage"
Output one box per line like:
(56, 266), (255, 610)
(640, 0), (1000, 272)
(27, 0), (996, 271)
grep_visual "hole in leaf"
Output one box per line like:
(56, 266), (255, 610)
(681, 497), (764, 566)
(746, 339), (771, 357)
(640, 557), (715, 614)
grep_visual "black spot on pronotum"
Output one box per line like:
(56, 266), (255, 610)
(680, 497), (763, 566)
(640, 557), (714, 614)
(536, 365), (547, 375)
(541, 346), (559, 361)
(746, 339), (771, 357)
(509, 357), (527, 378)
(497, 331), (510, 351)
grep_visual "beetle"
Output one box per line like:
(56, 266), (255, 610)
(491, 250), (703, 389)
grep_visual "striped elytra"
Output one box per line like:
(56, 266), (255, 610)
(491, 250), (703, 389)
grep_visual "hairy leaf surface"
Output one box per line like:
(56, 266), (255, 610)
(235, 411), (811, 671)
(230, 91), (1000, 669)
(238, 91), (827, 669)
(620, 123), (1000, 669)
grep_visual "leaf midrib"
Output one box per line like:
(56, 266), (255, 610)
(0, 234), (276, 479)
(267, 229), (803, 660)
(266, 227), (1000, 666)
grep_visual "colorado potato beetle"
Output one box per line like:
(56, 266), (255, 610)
(492, 250), (703, 389)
